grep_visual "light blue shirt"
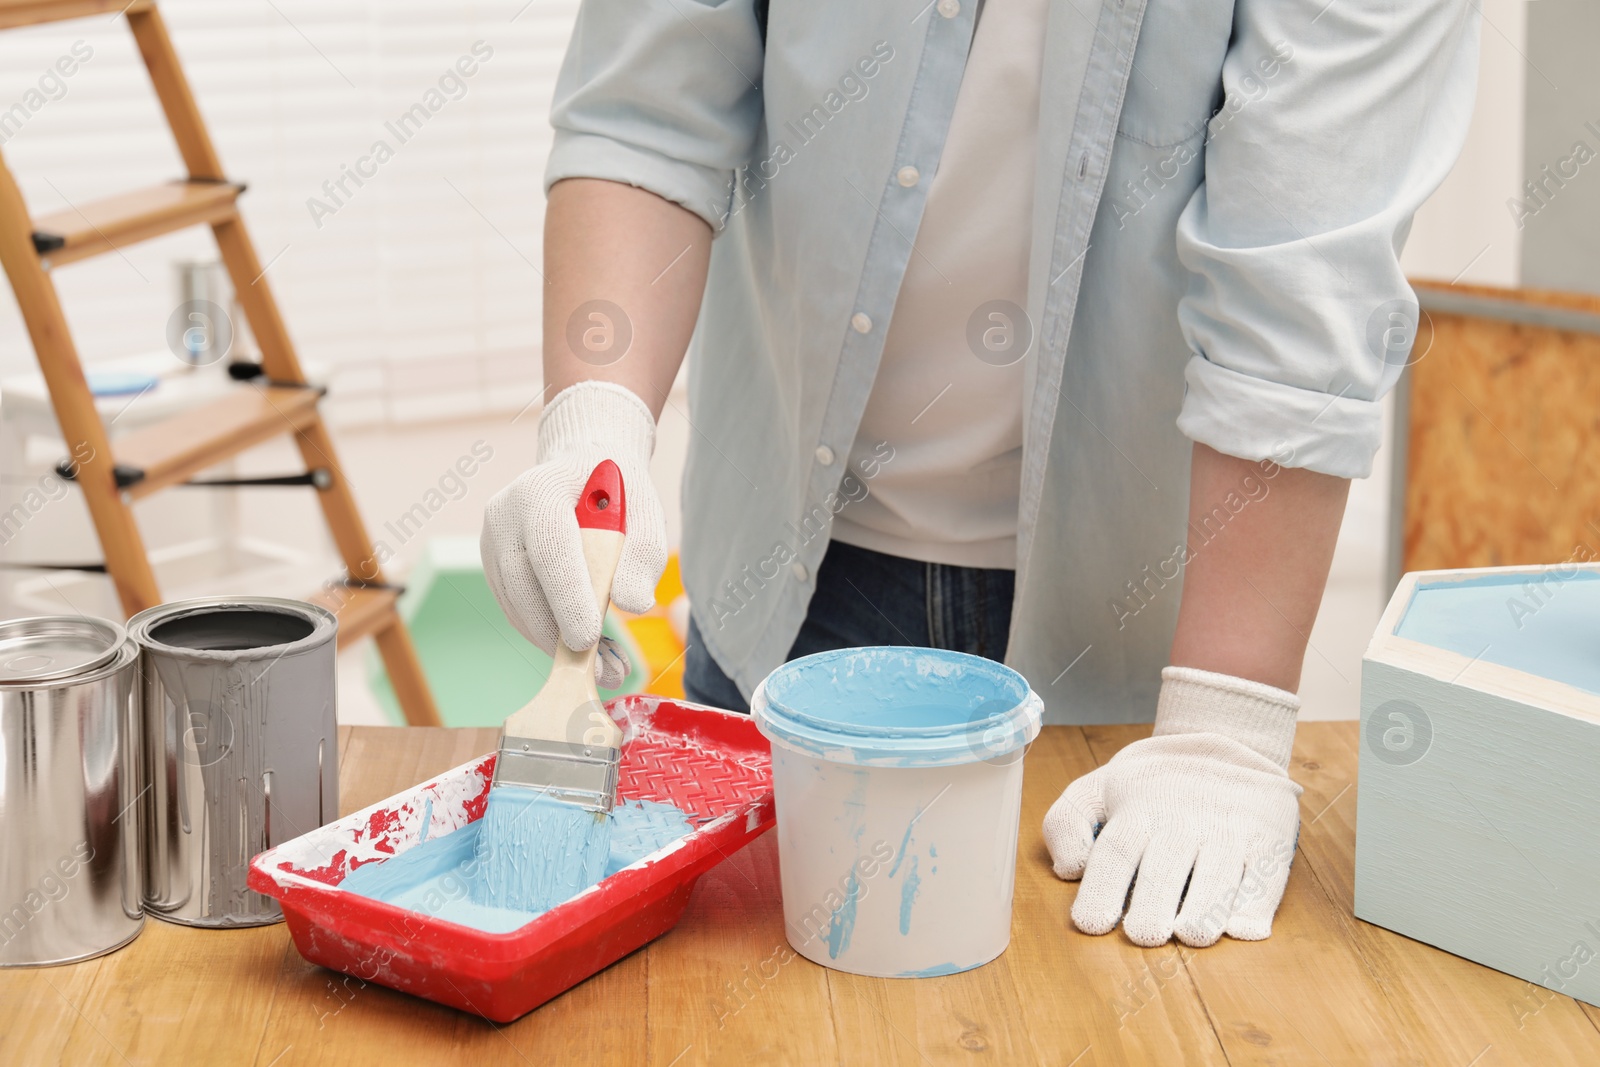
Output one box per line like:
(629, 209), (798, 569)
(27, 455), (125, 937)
(546, 0), (1480, 721)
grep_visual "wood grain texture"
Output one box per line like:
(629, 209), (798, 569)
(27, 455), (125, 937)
(1404, 281), (1600, 573)
(0, 149), (159, 613)
(112, 384), (321, 500)
(0, 0), (148, 30)
(4, 723), (1598, 1066)
(1301, 723), (1600, 1066)
(1009, 725), (1227, 1067)
(1085, 725), (1423, 1066)
(30, 180), (240, 268)
(126, 3), (226, 182)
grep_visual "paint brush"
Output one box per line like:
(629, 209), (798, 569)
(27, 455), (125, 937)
(473, 460), (627, 912)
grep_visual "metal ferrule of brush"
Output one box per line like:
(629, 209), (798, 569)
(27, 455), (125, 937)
(493, 737), (621, 813)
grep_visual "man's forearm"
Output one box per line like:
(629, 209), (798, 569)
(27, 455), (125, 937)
(1168, 443), (1351, 693)
(543, 178), (712, 419)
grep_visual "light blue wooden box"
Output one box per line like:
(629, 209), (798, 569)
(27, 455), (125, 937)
(1357, 564), (1600, 1006)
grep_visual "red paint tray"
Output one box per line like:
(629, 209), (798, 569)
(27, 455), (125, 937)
(248, 697), (774, 1022)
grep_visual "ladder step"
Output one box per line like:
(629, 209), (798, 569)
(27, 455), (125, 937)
(308, 584), (399, 649)
(32, 180), (241, 268)
(0, 0), (149, 29)
(112, 384), (321, 500)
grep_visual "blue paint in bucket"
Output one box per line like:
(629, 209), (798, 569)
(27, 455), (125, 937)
(753, 647), (1040, 768)
(752, 647), (1043, 978)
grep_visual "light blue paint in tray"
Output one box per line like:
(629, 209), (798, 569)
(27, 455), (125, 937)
(340, 798), (693, 933)
(1395, 571), (1600, 695)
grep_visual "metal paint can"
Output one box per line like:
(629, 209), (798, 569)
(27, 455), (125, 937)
(130, 597), (337, 927)
(0, 617), (143, 966)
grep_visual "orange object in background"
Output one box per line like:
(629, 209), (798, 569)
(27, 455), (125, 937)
(616, 554), (689, 699)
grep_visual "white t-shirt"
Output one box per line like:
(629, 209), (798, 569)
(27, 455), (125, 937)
(831, 0), (1046, 570)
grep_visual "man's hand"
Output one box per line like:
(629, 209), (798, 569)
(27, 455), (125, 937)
(1044, 441), (1339, 946)
(1043, 667), (1302, 947)
(481, 381), (667, 688)
(482, 177), (708, 687)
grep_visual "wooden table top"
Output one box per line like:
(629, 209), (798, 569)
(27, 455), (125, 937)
(6, 721), (1599, 1065)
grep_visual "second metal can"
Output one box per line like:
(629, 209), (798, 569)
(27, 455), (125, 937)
(130, 596), (338, 927)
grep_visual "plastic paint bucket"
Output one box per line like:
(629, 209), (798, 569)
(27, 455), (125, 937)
(751, 647), (1043, 978)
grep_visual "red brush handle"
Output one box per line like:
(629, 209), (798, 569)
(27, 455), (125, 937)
(575, 460), (626, 534)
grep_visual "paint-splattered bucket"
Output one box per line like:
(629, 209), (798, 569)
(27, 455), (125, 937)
(129, 597), (338, 927)
(751, 647), (1043, 978)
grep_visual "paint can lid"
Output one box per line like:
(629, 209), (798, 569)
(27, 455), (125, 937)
(0, 615), (126, 684)
(751, 646), (1044, 768)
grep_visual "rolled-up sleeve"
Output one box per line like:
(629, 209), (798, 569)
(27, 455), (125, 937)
(1175, 0), (1480, 478)
(545, 0), (764, 230)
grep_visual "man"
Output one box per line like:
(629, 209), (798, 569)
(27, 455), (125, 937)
(481, 0), (1479, 947)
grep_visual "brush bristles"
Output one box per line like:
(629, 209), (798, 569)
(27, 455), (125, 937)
(469, 739), (621, 912)
(471, 787), (613, 912)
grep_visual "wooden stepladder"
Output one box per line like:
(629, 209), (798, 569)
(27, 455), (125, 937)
(0, 0), (441, 725)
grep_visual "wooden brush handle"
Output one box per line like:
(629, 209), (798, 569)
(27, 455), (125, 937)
(551, 524), (626, 689)
(548, 461), (628, 749)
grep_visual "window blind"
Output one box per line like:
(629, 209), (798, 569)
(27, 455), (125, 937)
(0, 0), (577, 423)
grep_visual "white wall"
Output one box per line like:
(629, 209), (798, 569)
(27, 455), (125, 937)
(1519, 0), (1600, 293)
(1401, 0), (1526, 287)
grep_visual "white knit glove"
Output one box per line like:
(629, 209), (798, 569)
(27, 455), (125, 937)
(481, 381), (667, 689)
(1043, 666), (1303, 947)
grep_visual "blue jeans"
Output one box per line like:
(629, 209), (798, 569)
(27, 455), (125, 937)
(683, 539), (1016, 713)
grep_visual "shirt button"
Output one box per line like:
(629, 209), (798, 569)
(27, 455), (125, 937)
(791, 562), (809, 582)
(815, 445), (835, 466)
(937, 0), (959, 17)
(896, 165), (920, 188)
(851, 312), (872, 334)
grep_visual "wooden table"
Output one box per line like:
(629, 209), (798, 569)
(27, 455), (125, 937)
(6, 722), (1600, 1065)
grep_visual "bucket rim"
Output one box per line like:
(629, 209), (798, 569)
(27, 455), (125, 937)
(751, 646), (1043, 768)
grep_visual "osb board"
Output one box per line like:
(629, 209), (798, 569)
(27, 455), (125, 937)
(1405, 281), (1600, 573)
(5, 723), (1600, 1064)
